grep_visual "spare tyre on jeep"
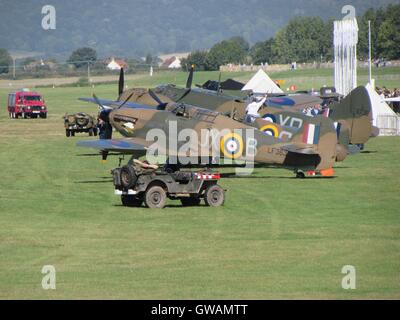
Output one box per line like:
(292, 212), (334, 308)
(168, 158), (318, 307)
(63, 112), (98, 137)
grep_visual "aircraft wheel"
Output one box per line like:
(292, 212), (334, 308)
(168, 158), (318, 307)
(296, 171), (305, 179)
(121, 195), (143, 207)
(145, 186), (166, 209)
(204, 185), (224, 207)
(181, 197), (201, 207)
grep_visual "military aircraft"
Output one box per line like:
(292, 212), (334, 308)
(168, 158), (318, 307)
(106, 68), (352, 159)
(78, 90), (339, 178)
(113, 67), (375, 149)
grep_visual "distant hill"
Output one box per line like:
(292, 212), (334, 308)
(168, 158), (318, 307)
(0, 0), (397, 59)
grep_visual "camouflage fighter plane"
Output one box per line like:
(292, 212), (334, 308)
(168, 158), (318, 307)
(113, 67), (375, 148)
(77, 91), (339, 178)
(104, 68), (352, 161)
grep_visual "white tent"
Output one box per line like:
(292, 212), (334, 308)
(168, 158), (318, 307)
(365, 83), (400, 136)
(241, 69), (284, 94)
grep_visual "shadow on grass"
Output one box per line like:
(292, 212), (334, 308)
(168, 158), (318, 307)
(113, 204), (209, 208)
(220, 172), (337, 179)
(74, 180), (113, 184)
(361, 150), (378, 154)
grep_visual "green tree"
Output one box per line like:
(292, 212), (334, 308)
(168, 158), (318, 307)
(376, 4), (400, 59)
(228, 36), (250, 52)
(358, 8), (383, 60)
(181, 50), (208, 71)
(250, 38), (275, 64)
(0, 48), (12, 74)
(358, 5), (400, 60)
(67, 47), (97, 68)
(271, 16), (329, 63)
(205, 38), (248, 70)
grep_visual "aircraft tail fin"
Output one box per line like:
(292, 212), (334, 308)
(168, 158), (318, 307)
(327, 86), (373, 145)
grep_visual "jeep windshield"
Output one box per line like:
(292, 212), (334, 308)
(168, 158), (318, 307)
(23, 95), (42, 102)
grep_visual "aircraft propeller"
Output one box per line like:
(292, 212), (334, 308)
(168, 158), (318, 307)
(174, 65), (195, 103)
(148, 89), (168, 110)
(185, 64), (194, 89)
(118, 68), (124, 98)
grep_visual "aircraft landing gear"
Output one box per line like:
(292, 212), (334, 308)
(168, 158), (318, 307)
(295, 170), (305, 179)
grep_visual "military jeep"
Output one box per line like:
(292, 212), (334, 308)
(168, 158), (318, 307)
(112, 159), (225, 209)
(63, 112), (98, 137)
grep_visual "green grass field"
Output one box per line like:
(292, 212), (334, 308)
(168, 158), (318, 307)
(0, 72), (399, 299)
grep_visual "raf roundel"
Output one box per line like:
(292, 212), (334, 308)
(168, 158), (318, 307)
(262, 113), (276, 123)
(260, 123), (279, 137)
(220, 132), (244, 159)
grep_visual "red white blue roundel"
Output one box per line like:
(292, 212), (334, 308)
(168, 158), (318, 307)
(226, 138), (239, 152)
(262, 113), (276, 123)
(220, 133), (243, 159)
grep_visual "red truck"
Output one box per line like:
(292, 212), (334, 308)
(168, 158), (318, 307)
(7, 90), (47, 119)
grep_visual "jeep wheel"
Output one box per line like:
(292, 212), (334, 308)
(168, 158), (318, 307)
(181, 197), (201, 207)
(145, 186), (166, 209)
(204, 185), (224, 207)
(121, 195), (143, 207)
(66, 129), (71, 137)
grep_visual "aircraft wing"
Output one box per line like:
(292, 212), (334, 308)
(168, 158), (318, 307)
(76, 137), (153, 153)
(78, 97), (155, 110)
(384, 97), (400, 102)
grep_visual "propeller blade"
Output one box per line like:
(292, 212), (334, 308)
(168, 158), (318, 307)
(118, 68), (124, 97)
(185, 64), (194, 89)
(93, 94), (108, 111)
(148, 89), (163, 105)
(117, 92), (134, 109)
(217, 72), (222, 94)
(148, 89), (168, 110)
(176, 88), (191, 102)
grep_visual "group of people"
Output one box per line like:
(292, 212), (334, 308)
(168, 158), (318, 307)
(377, 86), (400, 113)
(302, 105), (322, 117)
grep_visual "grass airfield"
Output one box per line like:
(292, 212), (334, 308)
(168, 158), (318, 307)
(0, 69), (399, 299)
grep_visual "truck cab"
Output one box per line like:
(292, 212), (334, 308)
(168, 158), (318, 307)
(7, 90), (47, 119)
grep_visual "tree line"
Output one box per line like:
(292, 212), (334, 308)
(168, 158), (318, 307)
(181, 4), (400, 71)
(1, 4), (398, 75)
